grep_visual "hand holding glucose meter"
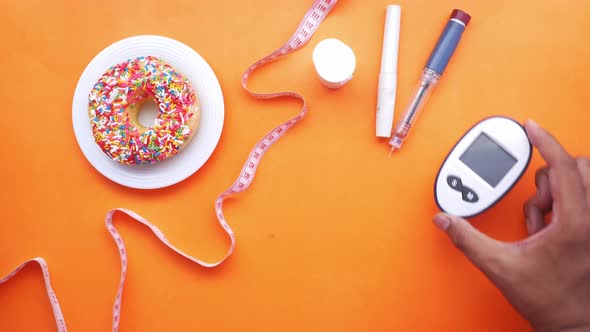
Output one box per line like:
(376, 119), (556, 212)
(435, 117), (532, 217)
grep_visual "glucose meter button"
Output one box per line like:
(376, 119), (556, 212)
(447, 175), (463, 191)
(461, 186), (479, 203)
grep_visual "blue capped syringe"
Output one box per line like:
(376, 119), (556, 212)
(389, 9), (471, 155)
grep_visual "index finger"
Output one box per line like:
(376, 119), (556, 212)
(524, 119), (587, 213)
(525, 120), (574, 168)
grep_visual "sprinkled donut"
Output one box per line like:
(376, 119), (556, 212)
(88, 56), (200, 165)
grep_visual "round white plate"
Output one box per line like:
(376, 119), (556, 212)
(72, 35), (224, 189)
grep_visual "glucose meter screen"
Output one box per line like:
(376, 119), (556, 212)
(459, 133), (517, 188)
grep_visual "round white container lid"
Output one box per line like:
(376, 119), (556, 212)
(312, 38), (356, 88)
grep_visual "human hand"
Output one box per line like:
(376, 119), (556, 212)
(433, 120), (590, 332)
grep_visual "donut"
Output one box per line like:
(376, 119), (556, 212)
(88, 56), (200, 165)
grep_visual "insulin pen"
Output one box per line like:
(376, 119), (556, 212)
(389, 9), (471, 155)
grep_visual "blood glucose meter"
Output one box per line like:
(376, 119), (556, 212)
(435, 116), (532, 217)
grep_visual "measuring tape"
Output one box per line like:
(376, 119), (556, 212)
(0, 1), (337, 331)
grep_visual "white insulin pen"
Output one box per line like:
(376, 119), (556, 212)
(389, 9), (471, 155)
(375, 5), (401, 137)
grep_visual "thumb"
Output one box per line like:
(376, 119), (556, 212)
(433, 213), (515, 279)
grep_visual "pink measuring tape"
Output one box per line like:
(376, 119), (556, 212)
(0, 1), (337, 330)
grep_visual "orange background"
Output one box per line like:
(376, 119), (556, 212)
(1, 0), (590, 331)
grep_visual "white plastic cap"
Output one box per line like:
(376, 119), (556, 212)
(312, 38), (356, 89)
(380, 5), (401, 73)
(375, 5), (401, 137)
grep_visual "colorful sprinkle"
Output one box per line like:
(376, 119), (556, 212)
(88, 56), (198, 165)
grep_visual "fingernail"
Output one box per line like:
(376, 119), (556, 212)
(525, 217), (532, 231)
(525, 119), (539, 130)
(433, 214), (451, 231)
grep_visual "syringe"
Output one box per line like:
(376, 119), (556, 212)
(389, 9), (471, 155)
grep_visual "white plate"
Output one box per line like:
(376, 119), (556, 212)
(72, 35), (224, 189)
